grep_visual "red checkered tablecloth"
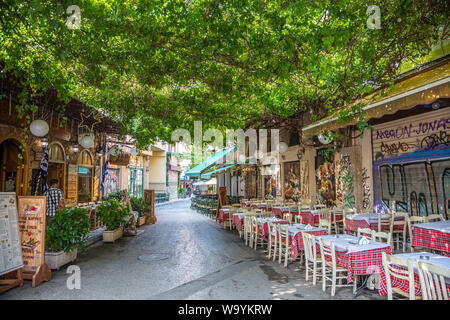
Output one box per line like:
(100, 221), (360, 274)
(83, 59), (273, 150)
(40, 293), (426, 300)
(241, 201), (251, 207)
(258, 220), (290, 240)
(378, 253), (450, 297)
(272, 206), (299, 218)
(251, 203), (267, 210)
(217, 209), (230, 223)
(345, 216), (405, 234)
(317, 235), (392, 283)
(290, 230), (327, 259)
(233, 215), (244, 231)
(412, 224), (450, 257)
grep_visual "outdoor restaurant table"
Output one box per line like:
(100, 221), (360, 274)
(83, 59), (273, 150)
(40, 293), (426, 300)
(344, 213), (404, 234)
(218, 208), (232, 223)
(241, 201), (251, 207)
(315, 234), (392, 283)
(378, 251), (450, 297)
(256, 217), (289, 240)
(272, 206), (299, 218)
(411, 220), (450, 257)
(232, 212), (257, 232)
(284, 224), (328, 260)
(251, 203), (267, 211)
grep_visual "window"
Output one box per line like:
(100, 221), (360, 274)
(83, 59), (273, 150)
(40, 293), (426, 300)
(48, 142), (65, 163)
(78, 150), (93, 203)
(128, 166), (143, 198)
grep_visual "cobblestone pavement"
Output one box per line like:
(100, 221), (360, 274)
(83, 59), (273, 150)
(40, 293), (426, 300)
(1, 200), (385, 300)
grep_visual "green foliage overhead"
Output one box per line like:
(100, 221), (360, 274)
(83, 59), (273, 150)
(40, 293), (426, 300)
(0, 0), (448, 148)
(46, 207), (91, 253)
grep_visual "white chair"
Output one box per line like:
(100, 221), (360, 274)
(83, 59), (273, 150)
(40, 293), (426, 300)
(318, 237), (352, 296)
(243, 216), (253, 246)
(252, 217), (265, 250)
(223, 209), (235, 230)
(381, 252), (417, 300)
(314, 204), (326, 210)
(283, 213), (293, 225)
(267, 222), (278, 261)
(302, 232), (323, 285)
(406, 215), (427, 252)
(425, 214), (445, 223)
(294, 215), (302, 224)
(278, 225), (294, 267)
(378, 213), (392, 232)
(342, 208), (357, 235)
(417, 260), (450, 300)
(390, 212), (407, 252)
(318, 209), (334, 234)
(373, 231), (392, 248)
(357, 228), (374, 239)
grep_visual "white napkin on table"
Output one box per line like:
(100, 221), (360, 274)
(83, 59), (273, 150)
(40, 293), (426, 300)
(358, 236), (370, 245)
(305, 224), (313, 230)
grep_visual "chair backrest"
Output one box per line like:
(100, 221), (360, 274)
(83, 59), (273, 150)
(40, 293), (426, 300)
(289, 205), (298, 213)
(378, 213), (392, 232)
(279, 224), (289, 243)
(267, 221), (277, 240)
(381, 252), (416, 300)
(372, 231), (392, 247)
(406, 215), (427, 237)
(318, 210), (332, 232)
(244, 216), (253, 232)
(318, 237), (336, 268)
(425, 214), (445, 223)
(283, 213), (293, 224)
(294, 215), (301, 224)
(342, 208), (356, 225)
(417, 260), (450, 300)
(314, 204), (327, 210)
(357, 228), (374, 239)
(300, 204), (312, 210)
(390, 212), (407, 234)
(302, 232), (318, 261)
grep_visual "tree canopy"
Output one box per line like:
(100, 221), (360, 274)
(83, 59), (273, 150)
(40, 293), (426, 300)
(0, 0), (448, 148)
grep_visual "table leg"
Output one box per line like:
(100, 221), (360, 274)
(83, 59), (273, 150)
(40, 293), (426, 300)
(352, 275), (369, 299)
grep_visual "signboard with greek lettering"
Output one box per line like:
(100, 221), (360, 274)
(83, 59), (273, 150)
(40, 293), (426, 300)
(17, 196), (47, 270)
(0, 192), (23, 276)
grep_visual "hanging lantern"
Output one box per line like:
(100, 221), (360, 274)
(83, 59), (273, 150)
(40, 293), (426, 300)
(318, 131), (333, 145)
(79, 134), (94, 149)
(278, 142), (288, 153)
(41, 137), (49, 148)
(30, 119), (49, 137)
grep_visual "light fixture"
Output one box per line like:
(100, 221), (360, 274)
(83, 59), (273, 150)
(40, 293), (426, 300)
(41, 137), (49, 148)
(30, 119), (49, 137)
(318, 131), (333, 145)
(79, 133), (94, 148)
(278, 142), (288, 152)
(297, 153), (302, 159)
(72, 143), (79, 153)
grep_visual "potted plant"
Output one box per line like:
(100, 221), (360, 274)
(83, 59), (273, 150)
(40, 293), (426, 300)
(130, 197), (150, 226)
(97, 199), (129, 242)
(45, 207), (91, 270)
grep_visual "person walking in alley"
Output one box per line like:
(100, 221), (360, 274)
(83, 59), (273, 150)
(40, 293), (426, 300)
(44, 178), (65, 225)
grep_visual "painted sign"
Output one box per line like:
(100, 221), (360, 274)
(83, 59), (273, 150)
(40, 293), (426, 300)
(315, 148), (336, 206)
(300, 160), (310, 200)
(372, 108), (450, 218)
(0, 193), (23, 276)
(17, 196), (46, 270)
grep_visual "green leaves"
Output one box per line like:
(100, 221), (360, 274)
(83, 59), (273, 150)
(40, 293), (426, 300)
(96, 199), (130, 230)
(0, 0), (447, 146)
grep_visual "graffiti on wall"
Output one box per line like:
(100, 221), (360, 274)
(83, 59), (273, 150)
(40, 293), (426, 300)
(372, 108), (450, 218)
(362, 167), (371, 210)
(341, 154), (356, 209)
(335, 159), (342, 204)
(300, 160), (309, 200)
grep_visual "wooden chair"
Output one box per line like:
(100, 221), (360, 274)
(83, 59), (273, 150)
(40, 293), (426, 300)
(342, 208), (357, 235)
(381, 252), (418, 300)
(318, 209), (333, 234)
(406, 215), (427, 252)
(302, 232), (323, 285)
(390, 212), (407, 252)
(294, 215), (302, 224)
(373, 231), (392, 247)
(417, 260), (450, 300)
(223, 209), (235, 230)
(278, 224), (295, 267)
(318, 238), (352, 296)
(267, 222), (278, 261)
(288, 205), (298, 214)
(425, 214), (445, 223)
(252, 217), (265, 250)
(357, 228), (374, 239)
(243, 216), (253, 246)
(314, 204), (327, 210)
(378, 213), (392, 232)
(283, 213), (293, 225)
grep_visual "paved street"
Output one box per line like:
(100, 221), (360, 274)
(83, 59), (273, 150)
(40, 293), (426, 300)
(1, 200), (384, 300)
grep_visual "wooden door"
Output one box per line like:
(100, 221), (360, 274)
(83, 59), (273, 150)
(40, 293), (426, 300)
(47, 163), (65, 194)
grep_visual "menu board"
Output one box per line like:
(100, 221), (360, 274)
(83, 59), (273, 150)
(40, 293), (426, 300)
(67, 164), (78, 200)
(0, 193), (23, 276)
(17, 196), (46, 270)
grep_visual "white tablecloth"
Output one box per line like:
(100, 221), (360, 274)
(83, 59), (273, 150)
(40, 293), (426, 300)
(288, 224), (326, 236)
(413, 220), (450, 233)
(316, 234), (391, 253)
(346, 213), (380, 224)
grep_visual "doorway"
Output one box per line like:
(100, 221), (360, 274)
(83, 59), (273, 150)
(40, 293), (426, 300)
(47, 142), (66, 195)
(0, 138), (27, 195)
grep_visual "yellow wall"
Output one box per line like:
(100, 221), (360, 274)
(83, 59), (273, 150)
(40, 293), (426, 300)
(148, 151), (166, 191)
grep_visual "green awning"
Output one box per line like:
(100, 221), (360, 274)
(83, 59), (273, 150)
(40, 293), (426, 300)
(185, 146), (236, 177)
(201, 163), (238, 180)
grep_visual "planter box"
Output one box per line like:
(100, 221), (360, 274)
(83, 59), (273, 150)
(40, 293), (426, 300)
(45, 249), (78, 270)
(137, 216), (146, 226)
(103, 227), (123, 242)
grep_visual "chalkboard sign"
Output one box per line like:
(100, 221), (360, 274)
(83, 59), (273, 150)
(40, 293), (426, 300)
(0, 192), (23, 276)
